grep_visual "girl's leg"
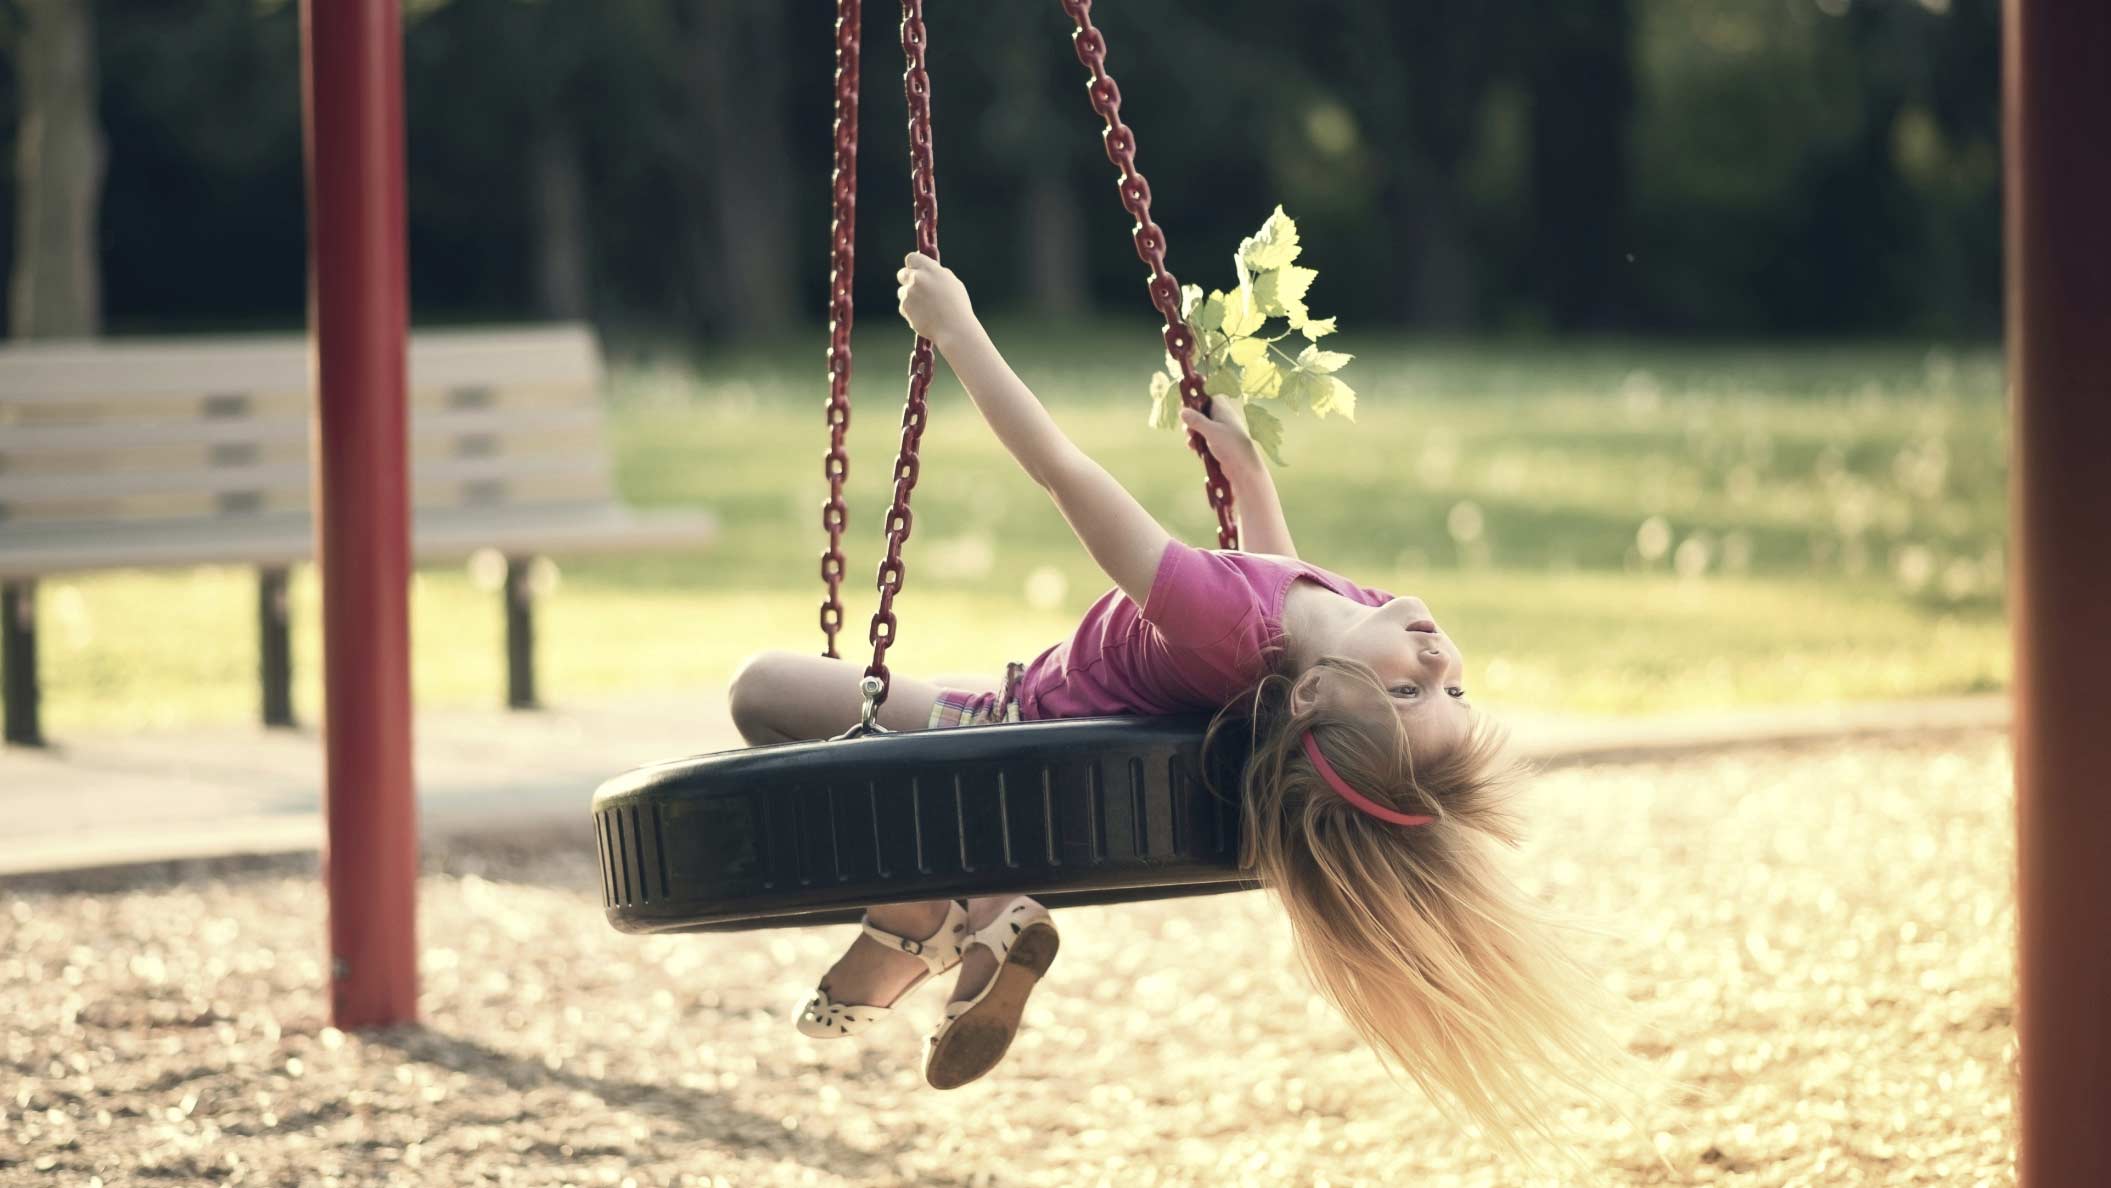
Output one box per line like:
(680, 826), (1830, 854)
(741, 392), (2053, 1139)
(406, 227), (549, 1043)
(728, 650), (958, 744)
(730, 651), (1004, 1008)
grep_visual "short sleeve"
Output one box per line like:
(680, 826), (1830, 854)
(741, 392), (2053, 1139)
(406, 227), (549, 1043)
(1139, 540), (1265, 650)
(1353, 582), (1397, 608)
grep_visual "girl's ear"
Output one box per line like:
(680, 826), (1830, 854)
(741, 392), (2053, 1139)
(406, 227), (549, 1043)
(1288, 668), (1325, 717)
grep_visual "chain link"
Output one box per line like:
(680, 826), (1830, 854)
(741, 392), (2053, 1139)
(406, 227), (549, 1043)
(1058, 0), (1239, 549)
(840, 0), (1240, 706)
(858, 0), (941, 712)
(818, 0), (861, 657)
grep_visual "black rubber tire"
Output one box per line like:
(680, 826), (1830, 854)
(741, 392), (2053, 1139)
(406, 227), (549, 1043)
(591, 715), (1256, 932)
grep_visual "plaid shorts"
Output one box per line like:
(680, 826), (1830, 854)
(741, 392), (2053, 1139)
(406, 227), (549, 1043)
(926, 661), (1026, 729)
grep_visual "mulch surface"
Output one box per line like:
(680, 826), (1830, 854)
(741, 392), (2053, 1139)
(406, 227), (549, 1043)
(3, 730), (2015, 1186)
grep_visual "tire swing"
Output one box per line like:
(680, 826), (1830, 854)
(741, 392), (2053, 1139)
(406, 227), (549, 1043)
(592, 0), (1255, 933)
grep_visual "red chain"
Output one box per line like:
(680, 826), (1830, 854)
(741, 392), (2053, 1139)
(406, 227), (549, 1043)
(1059, 0), (1239, 549)
(818, 0), (861, 658)
(859, 0), (942, 711)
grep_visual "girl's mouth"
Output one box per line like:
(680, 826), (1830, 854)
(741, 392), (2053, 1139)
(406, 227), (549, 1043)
(1406, 619), (1439, 634)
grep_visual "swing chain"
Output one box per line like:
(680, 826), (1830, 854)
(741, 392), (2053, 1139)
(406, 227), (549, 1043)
(819, 0), (862, 658)
(860, 0), (942, 712)
(1059, 0), (1239, 550)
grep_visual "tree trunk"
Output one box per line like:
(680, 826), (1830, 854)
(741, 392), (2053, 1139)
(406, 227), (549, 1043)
(1403, 177), (1477, 330)
(10, 0), (104, 339)
(1023, 170), (1086, 317)
(529, 120), (591, 322)
(994, 9), (1086, 319)
(1526, 0), (1634, 330)
(688, 0), (796, 337)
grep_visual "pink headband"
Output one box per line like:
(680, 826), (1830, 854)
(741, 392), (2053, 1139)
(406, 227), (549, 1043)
(1301, 731), (1434, 827)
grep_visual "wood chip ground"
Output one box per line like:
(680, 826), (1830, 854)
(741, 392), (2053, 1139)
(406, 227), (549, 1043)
(3, 732), (2015, 1186)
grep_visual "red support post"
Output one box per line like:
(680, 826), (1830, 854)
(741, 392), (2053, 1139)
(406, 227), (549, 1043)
(2006, 1), (2111, 1184)
(299, 0), (418, 1029)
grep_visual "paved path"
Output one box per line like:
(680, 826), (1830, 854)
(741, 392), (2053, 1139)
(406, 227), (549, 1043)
(0, 692), (2005, 878)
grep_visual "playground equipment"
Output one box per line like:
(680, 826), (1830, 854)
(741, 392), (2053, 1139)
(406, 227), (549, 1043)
(2004, 4), (2111, 1184)
(297, 2), (2105, 1183)
(589, 0), (1256, 932)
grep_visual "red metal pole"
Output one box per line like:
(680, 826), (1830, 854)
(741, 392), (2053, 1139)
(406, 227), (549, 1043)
(2007, 1), (2111, 1184)
(300, 0), (418, 1029)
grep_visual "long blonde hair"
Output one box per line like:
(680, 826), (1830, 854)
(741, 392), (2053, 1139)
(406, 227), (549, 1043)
(1205, 654), (1638, 1156)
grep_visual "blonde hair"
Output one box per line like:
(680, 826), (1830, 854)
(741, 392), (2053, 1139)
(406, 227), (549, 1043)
(1205, 654), (1638, 1158)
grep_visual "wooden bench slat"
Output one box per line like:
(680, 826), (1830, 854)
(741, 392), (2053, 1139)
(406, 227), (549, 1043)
(4, 473), (618, 526)
(0, 405), (606, 452)
(0, 454), (611, 503)
(0, 504), (718, 579)
(0, 325), (600, 405)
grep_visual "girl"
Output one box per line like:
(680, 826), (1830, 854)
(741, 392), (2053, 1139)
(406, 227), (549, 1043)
(730, 253), (1627, 1139)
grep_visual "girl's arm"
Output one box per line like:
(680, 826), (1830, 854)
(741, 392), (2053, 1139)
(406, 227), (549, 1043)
(1178, 403), (1297, 558)
(901, 254), (1170, 607)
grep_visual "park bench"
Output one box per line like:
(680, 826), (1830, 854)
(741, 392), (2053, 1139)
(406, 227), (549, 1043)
(0, 324), (717, 746)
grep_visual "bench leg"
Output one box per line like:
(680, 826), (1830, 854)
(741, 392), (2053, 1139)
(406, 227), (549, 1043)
(3, 580), (42, 747)
(505, 556), (538, 710)
(260, 567), (295, 728)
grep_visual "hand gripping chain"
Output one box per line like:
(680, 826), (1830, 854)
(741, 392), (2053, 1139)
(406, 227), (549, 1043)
(837, 0), (1243, 727)
(1059, 0), (1240, 550)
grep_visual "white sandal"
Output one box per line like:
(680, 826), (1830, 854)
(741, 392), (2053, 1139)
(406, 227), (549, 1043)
(924, 896), (1060, 1089)
(794, 899), (971, 1038)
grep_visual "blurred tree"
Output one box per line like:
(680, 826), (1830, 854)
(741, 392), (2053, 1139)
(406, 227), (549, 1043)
(96, 0), (303, 329)
(9, 0), (102, 337)
(1309, 0), (1517, 328)
(1524, 0), (1635, 330)
(680, 0), (797, 338)
(0, 0), (2003, 340)
(403, 0), (631, 323)
(981, 5), (1086, 317)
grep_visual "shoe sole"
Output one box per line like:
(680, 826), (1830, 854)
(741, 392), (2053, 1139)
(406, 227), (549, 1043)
(924, 922), (1059, 1090)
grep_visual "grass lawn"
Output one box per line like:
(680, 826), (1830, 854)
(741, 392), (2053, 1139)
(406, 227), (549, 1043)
(32, 325), (2008, 734)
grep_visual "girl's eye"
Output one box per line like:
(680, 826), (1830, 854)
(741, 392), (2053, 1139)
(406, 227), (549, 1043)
(1448, 688), (1466, 698)
(1393, 685), (1419, 698)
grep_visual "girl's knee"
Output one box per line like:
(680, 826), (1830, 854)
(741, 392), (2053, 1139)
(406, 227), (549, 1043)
(729, 650), (801, 743)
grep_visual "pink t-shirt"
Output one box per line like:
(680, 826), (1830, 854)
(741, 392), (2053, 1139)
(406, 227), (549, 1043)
(1014, 540), (1396, 720)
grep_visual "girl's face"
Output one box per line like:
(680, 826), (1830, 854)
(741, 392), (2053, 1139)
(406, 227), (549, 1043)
(1324, 596), (1473, 756)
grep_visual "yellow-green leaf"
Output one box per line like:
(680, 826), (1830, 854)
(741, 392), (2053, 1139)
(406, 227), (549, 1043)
(1254, 264), (1317, 321)
(1296, 343), (1353, 374)
(1225, 336), (1270, 367)
(1300, 315), (1337, 340)
(1202, 366), (1243, 401)
(1239, 355), (1282, 398)
(1240, 205), (1301, 272)
(1179, 283), (1205, 324)
(1310, 374), (1357, 419)
(1193, 289), (1226, 335)
(1147, 370), (1181, 430)
(1277, 368), (1314, 413)
(1244, 399), (1287, 467)
(1220, 285), (1264, 337)
(1201, 329), (1228, 368)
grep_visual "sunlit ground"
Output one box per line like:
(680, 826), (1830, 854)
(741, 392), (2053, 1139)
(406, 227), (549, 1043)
(4, 731), (2015, 1185)
(32, 331), (2007, 734)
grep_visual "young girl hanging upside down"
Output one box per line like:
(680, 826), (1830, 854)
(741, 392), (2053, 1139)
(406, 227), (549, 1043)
(730, 252), (1630, 1139)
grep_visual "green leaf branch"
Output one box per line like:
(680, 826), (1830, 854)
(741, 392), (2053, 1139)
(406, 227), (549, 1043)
(1145, 205), (1357, 466)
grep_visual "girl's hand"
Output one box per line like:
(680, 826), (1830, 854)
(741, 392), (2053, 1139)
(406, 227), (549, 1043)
(1179, 400), (1263, 478)
(897, 252), (976, 350)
